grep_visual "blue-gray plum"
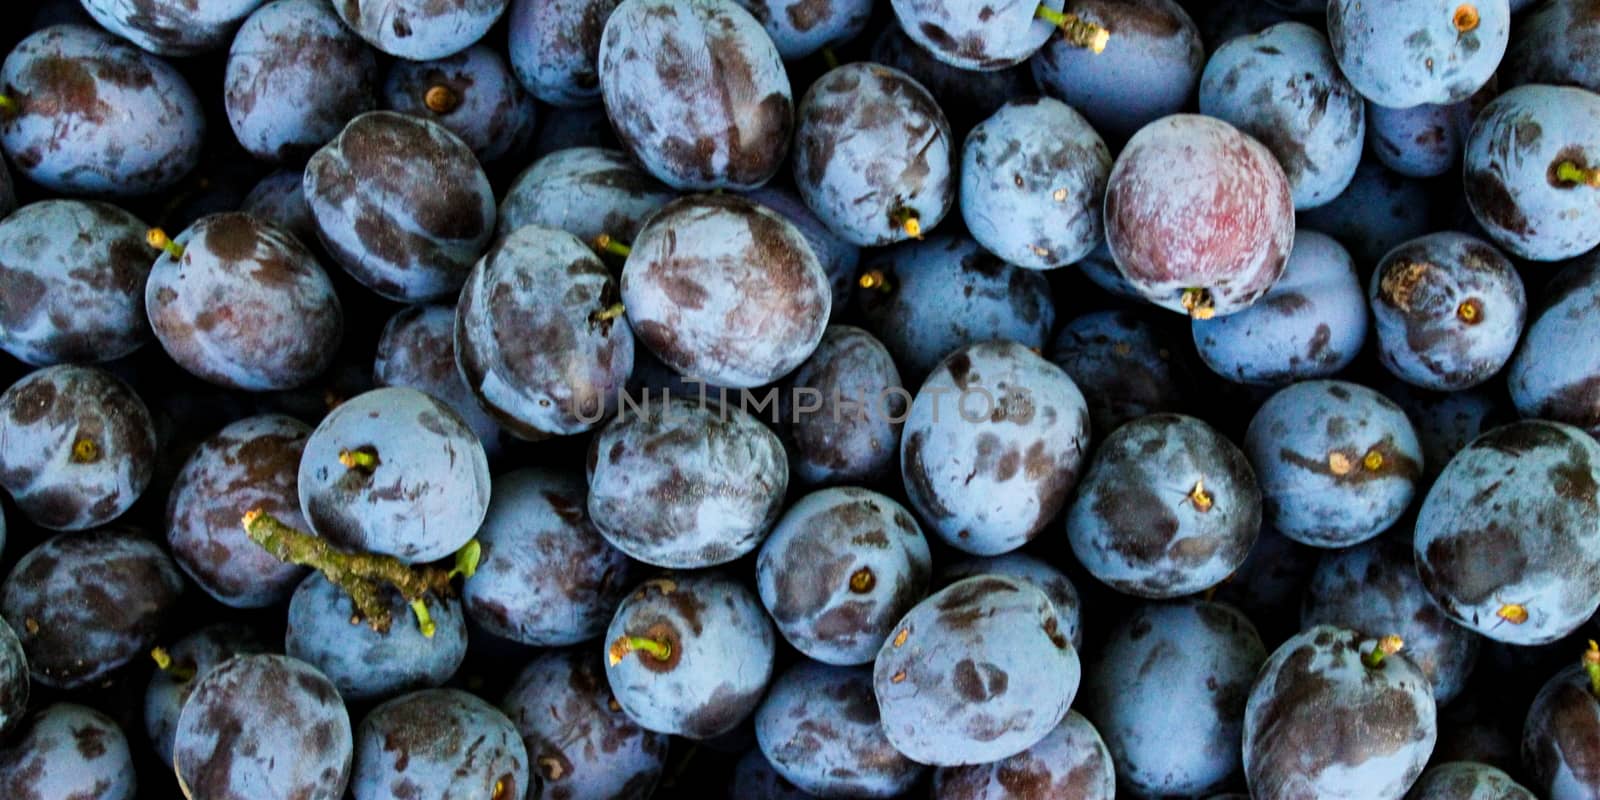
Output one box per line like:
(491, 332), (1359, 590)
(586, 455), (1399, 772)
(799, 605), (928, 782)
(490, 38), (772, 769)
(1199, 21), (1364, 209)
(225, 0), (380, 163)
(960, 96), (1110, 270)
(603, 574), (776, 739)
(779, 326), (905, 486)
(145, 212), (344, 391)
(166, 414), (313, 608)
(304, 111), (497, 302)
(286, 571), (468, 702)
(0, 365), (155, 531)
(755, 661), (926, 797)
(1327, 0), (1508, 109)
(1370, 232), (1526, 391)
(793, 63), (954, 246)
(1104, 114), (1295, 319)
(1049, 309), (1186, 435)
(890, 0), (1073, 71)
(598, 0), (792, 190)
(621, 194), (829, 388)
(1066, 413), (1260, 597)
(857, 236), (1056, 382)
(503, 648), (668, 800)
(81, 0), (264, 56)
(242, 169), (317, 244)
(745, 186), (860, 322)
(464, 468), (637, 646)
(297, 386), (491, 563)
(373, 305), (504, 457)
(587, 397), (784, 569)
(1244, 625), (1437, 800)
(869, 20), (1036, 137)
(936, 552), (1082, 650)
(1367, 95), (1479, 178)
(1501, 0), (1600, 95)
(1508, 252), (1600, 437)
(1407, 761), (1536, 799)
(0, 615), (25, 738)
(0, 703), (135, 800)
(1463, 84), (1600, 261)
(173, 653), (353, 800)
(1414, 420), (1600, 645)
(0, 199), (152, 366)
(456, 224), (634, 437)
(873, 575), (1081, 765)
(1303, 534), (1480, 705)
(1192, 230), (1367, 385)
(1300, 160), (1434, 268)
(143, 624), (270, 769)
(756, 487), (932, 665)
(931, 710), (1115, 799)
(383, 44), (536, 164)
(1244, 380), (1423, 547)
(901, 341), (1090, 555)
(739, 0), (871, 59)
(0, 527), (182, 689)
(507, 0), (616, 107)
(336, 0), (510, 60)
(0, 25), (203, 196)
(498, 146), (677, 243)
(352, 689), (528, 800)
(1081, 601), (1267, 797)
(1522, 657), (1600, 800)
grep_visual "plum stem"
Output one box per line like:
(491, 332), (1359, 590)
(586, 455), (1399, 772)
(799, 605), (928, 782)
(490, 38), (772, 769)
(1453, 4), (1480, 32)
(339, 446), (380, 472)
(448, 539), (481, 580)
(858, 269), (892, 293)
(1585, 640), (1600, 697)
(424, 85), (460, 114)
(821, 47), (840, 70)
(1554, 161), (1600, 188)
(241, 509), (455, 635)
(1034, 5), (1110, 53)
(0, 95), (15, 117)
(888, 207), (923, 239)
(1457, 298), (1483, 324)
(409, 599), (436, 638)
(1181, 288), (1216, 320)
(1186, 479), (1213, 512)
(150, 648), (197, 682)
(608, 634), (672, 666)
(1362, 449), (1385, 471)
(590, 303), (626, 325)
(848, 567), (876, 593)
(146, 228), (184, 260)
(1362, 635), (1404, 668)
(1497, 603), (1529, 625)
(594, 234), (632, 257)
(70, 437), (100, 464)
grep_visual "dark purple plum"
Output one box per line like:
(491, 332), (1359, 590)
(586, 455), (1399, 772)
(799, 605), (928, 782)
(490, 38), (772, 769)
(225, 0), (380, 163)
(1407, 762), (1536, 800)
(1508, 252), (1600, 437)
(1300, 160), (1435, 268)
(603, 574), (776, 739)
(755, 487), (932, 665)
(373, 304), (503, 457)
(0, 615), (25, 738)
(732, 749), (819, 799)
(959, 96), (1110, 270)
(0, 24), (203, 197)
(1192, 230), (1368, 385)
(502, 648), (669, 800)
(587, 396), (787, 568)
(621, 194), (829, 388)
(297, 386), (491, 563)
(870, 20), (1036, 136)
(936, 552), (1082, 650)
(0, 527), (183, 689)
(498, 146), (677, 243)
(1370, 231), (1526, 391)
(1244, 625), (1437, 799)
(1212, 523), (1318, 647)
(1048, 309), (1186, 435)
(80, 0), (264, 56)
(873, 575), (1081, 765)
(1081, 601), (1267, 796)
(1464, 84), (1600, 261)
(1244, 380), (1423, 548)
(1502, 0), (1600, 95)
(456, 224), (634, 438)
(1303, 534), (1480, 704)
(1327, 0), (1508, 109)
(528, 104), (620, 157)
(335, 0), (510, 60)
(241, 170), (317, 245)
(1198, 21), (1364, 209)
(737, 0), (872, 60)
(286, 571), (467, 701)
(1522, 654), (1600, 800)
(1189, 0), (1293, 52)
(143, 624), (269, 768)
(1367, 95), (1479, 179)
(0, 159), (11, 217)
(1032, 0), (1204, 142)
(1381, 381), (1512, 484)
(755, 661), (925, 797)
(598, 0), (792, 190)
(1414, 420), (1600, 645)
(856, 235), (1056, 382)
(779, 325), (905, 486)
(145, 212), (344, 391)
(902, 341), (1090, 555)
(0, 365), (156, 531)
(352, 689), (528, 800)
(304, 111), (497, 302)
(507, 0), (616, 107)
(0, 199), (152, 366)
(1104, 114), (1295, 318)
(792, 63), (954, 246)
(173, 653), (353, 800)
(931, 710), (1115, 799)
(464, 468), (637, 646)
(745, 186), (860, 321)
(0, 703), (135, 800)
(166, 414), (313, 608)
(383, 44), (536, 164)
(1066, 413), (1260, 598)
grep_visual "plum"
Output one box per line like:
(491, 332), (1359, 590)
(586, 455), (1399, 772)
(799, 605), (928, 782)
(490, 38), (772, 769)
(1327, 0), (1508, 109)
(755, 662), (925, 797)
(1300, 160), (1435, 268)
(383, 44), (536, 164)
(0, 703), (135, 800)
(1502, 0), (1600, 95)
(507, 0), (617, 107)
(373, 304), (504, 457)
(1407, 761), (1535, 799)
(935, 552), (1082, 650)
(1523, 653), (1600, 800)
(1048, 309), (1187, 435)
(81, 0), (265, 56)
(737, 0), (872, 60)
(498, 146), (677, 243)
(870, 20), (1035, 137)
(335, 0), (510, 60)
(745, 186), (860, 321)
(1508, 252), (1600, 437)
(143, 624), (269, 768)
(930, 710), (1115, 799)
(779, 325), (906, 486)
(241, 170), (317, 244)
(351, 689), (528, 800)
(0, 615), (25, 739)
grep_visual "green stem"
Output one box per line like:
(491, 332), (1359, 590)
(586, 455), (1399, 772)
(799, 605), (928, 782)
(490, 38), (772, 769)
(595, 234), (632, 257)
(146, 228), (185, 260)
(821, 47), (840, 70)
(1584, 641), (1600, 698)
(1034, 5), (1110, 53)
(0, 95), (15, 117)
(608, 634), (672, 665)
(1362, 635), (1404, 668)
(339, 447), (380, 472)
(448, 539), (481, 580)
(150, 648), (197, 682)
(1555, 161), (1600, 188)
